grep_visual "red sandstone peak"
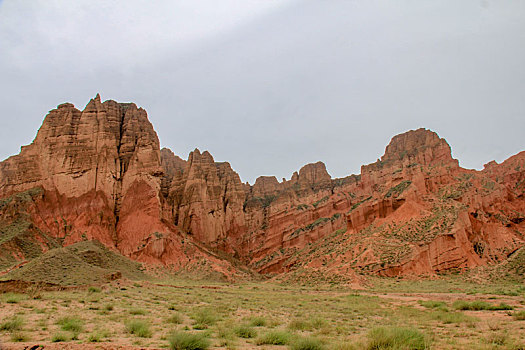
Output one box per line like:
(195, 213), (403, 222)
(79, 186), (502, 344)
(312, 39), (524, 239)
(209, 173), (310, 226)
(381, 128), (458, 167)
(296, 161), (332, 189)
(253, 176), (280, 197)
(161, 148), (186, 176)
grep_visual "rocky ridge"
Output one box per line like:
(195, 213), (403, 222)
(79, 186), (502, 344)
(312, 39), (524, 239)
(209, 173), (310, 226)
(1, 95), (523, 282)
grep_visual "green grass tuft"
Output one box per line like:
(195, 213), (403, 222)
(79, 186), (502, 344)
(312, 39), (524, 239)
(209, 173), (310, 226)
(57, 316), (83, 333)
(168, 331), (210, 350)
(51, 332), (71, 342)
(233, 324), (257, 338)
(130, 308), (147, 315)
(367, 326), (428, 350)
(247, 316), (267, 327)
(168, 313), (184, 324)
(256, 330), (292, 345)
(513, 311), (525, 320)
(453, 300), (514, 311)
(0, 316), (24, 331)
(290, 336), (325, 350)
(125, 320), (152, 338)
(192, 309), (218, 329)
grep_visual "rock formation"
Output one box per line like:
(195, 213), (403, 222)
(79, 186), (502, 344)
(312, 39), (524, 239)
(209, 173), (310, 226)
(1, 97), (524, 282)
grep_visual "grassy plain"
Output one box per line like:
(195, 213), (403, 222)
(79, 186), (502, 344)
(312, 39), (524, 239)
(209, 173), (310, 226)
(0, 276), (524, 349)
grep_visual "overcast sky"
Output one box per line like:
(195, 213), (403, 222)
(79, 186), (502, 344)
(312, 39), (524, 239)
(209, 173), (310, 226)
(1, 0), (524, 183)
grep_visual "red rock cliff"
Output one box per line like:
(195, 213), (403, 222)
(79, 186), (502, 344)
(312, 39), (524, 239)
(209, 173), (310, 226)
(1, 99), (523, 282)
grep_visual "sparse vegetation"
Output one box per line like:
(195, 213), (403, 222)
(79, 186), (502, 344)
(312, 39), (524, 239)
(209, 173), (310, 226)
(453, 300), (513, 311)
(0, 316), (24, 331)
(290, 336), (325, 350)
(191, 308), (219, 329)
(0, 277), (523, 348)
(247, 315), (267, 327)
(51, 332), (71, 342)
(256, 330), (292, 345)
(10, 331), (28, 342)
(129, 308), (147, 315)
(168, 331), (210, 350)
(513, 311), (525, 320)
(57, 316), (83, 333)
(168, 312), (184, 324)
(234, 324), (257, 338)
(367, 326), (428, 350)
(125, 319), (152, 338)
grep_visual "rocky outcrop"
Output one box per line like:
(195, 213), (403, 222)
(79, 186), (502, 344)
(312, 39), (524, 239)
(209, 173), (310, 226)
(1, 98), (523, 282)
(0, 95), (247, 280)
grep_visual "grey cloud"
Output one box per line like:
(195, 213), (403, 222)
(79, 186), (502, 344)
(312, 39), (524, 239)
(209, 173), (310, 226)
(1, 0), (524, 183)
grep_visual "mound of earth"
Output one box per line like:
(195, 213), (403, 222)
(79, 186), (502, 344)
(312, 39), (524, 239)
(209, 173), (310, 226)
(2, 240), (146, 286)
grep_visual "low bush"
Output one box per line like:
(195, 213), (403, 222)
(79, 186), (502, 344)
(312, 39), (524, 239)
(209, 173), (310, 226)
(192, 309), (218, 329)
(125, 320), (152, 338)
(290, 336), (325, 350)
(4, 293), (24, 304)
(431, 310), (477, 324)
(256, 330), (292, 345)
(51, 332), (70, 342)
(168, 331), (210, 350)
(57, 316), (83, 333)
(129, 308), (147, 315)
(0, 316), (24, 331)
(418, 300), (447, 310)
(513, 310), (525, 320)
(168, 313), (184, 324)
(247, 316), (267, 327)
(367, 326), (428, 350)
(233, 324), (257, 338)
(288, 318), (312, 331)
(10, 331), (28, 342)
(453, 300), (513, 311)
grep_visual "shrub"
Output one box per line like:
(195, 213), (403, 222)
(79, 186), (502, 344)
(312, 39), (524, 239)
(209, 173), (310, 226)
(168, 331), (210, 350)
(513, 311), (525, 320)
(10, 331), (28, 342)
(234, 324), (257, 338)
(51, 332), (70, 342)
(88, 286), (101, 293)
(104, 303), (114, 311)
(88, 332), (103, 342)
(248, 316), (267, 327)
(331, 342), (359, 350)
(431, 310), (477, 324)
(88, 329), (110, 342)
(4, 293), (24, 304)
(256, 330), (292, 345)
(453, 300), (514, 311)
(192, 309), (218, 329)
(168, 313), (184, 324)
(0, 316), (24, 331)
(367, 327), (428, 350)
(288, 318), (312, 331)
(485, 332), (509, 346)
(310, 317), (328, 329)
(130, 308), (147, 315)
(57, 316), (83, 333)
(125, 320), (152, 338)
(290, 336), (325, 350)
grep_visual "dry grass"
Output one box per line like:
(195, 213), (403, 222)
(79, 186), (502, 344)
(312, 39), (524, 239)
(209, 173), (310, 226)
(0, 276), (523, 349)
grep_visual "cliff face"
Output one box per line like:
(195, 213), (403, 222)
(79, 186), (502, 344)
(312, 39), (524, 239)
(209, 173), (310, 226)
(1, 97), (523, 282)
(0, 95), (248, 279)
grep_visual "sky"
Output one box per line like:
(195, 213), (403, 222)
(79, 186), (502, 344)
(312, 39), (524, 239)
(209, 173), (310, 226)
(0, 0), (524, 184)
